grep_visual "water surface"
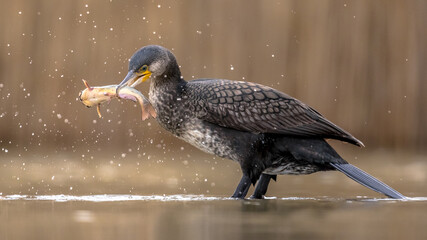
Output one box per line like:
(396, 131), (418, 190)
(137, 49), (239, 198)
(1, 194), (427, 240)
(0, 151), (426, 240)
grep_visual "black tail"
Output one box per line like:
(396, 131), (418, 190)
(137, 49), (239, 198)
(330, 163), (406, 199)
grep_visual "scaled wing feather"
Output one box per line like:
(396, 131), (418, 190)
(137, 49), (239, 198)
(186, 79), (363, 146)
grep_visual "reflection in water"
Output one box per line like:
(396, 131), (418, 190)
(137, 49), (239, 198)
(73, 210), (95, 223)
(1, 195), (426, 240)
(0, 151), (426, 240)
(2, 194), (425, 202)
(0, 195), (427, 239)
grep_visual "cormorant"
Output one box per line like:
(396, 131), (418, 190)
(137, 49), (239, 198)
(116, 45), (405, 199)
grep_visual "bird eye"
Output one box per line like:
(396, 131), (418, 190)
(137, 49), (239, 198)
(139, 65), (148, 73)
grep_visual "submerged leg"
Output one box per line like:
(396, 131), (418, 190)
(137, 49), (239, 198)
(231, 174), (252, 199)
(250, 174), (276, 199)
(330, 163), (406, 199)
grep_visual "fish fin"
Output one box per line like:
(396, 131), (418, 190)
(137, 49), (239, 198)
(144, 97), (157, 118)
(96, 104), (102, 118)
(141, 105), (157, 120)
(148, 105), (157, 118)
(141, 111), (149, 121)
(82, 79), (92, 90)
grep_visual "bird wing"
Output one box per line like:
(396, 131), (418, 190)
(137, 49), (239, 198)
(185, 79), (363, 147)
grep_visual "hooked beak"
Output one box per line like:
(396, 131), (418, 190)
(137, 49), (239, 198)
(116, 69), (152, 95)
(116, 71), (138, 95)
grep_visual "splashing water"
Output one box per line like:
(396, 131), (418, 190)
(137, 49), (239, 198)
(0, 194), (425, 202)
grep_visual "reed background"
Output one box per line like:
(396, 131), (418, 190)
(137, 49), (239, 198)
(0, 0), (426, 155)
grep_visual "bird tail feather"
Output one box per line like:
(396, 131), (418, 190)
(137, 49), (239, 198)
(330, 163), (406, 199)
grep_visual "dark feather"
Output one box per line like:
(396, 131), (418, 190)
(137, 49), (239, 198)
(330, 163), (406, 199)
(186, 79), (364, 146)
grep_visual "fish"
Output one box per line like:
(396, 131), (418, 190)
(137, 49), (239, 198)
(78, 79), (157, 120)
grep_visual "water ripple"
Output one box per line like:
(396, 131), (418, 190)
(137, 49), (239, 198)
(0, 194), (225, 202)
(1, 194), (425, 202)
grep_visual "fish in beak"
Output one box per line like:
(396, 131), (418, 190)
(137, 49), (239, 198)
(116, 71), (137, 94)
(116, 67), (152, 95)
(79, 79), (156, 120)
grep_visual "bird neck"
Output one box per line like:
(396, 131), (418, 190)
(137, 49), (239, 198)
(150, 59), (184, 87)
(149, 71), (186, 105)
(148, 71), (187, 134)
(150, 75), (185, 91)
(148, 57), (186, 112)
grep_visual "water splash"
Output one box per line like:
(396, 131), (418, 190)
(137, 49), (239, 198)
(0, 194), (224, 202)
(1, 194), (425, 202)
(362, 197), (427, 202)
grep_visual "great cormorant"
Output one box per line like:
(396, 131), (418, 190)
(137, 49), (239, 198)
(116, 45), (405, 199)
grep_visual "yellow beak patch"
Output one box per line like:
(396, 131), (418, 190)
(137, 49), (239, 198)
(141, 71), (152, 82)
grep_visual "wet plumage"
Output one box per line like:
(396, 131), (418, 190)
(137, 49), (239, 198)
(116, 45), (405, 199)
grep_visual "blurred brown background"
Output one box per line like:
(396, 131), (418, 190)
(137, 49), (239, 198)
(0, 0), (426, 155)
(1, 3), (427, 239)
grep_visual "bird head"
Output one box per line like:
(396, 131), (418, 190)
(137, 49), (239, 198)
(116, 45), (179, 94)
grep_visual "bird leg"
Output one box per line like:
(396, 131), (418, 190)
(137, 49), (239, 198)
(231, 174), (252, 199)
(250, 174), (276, 199)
